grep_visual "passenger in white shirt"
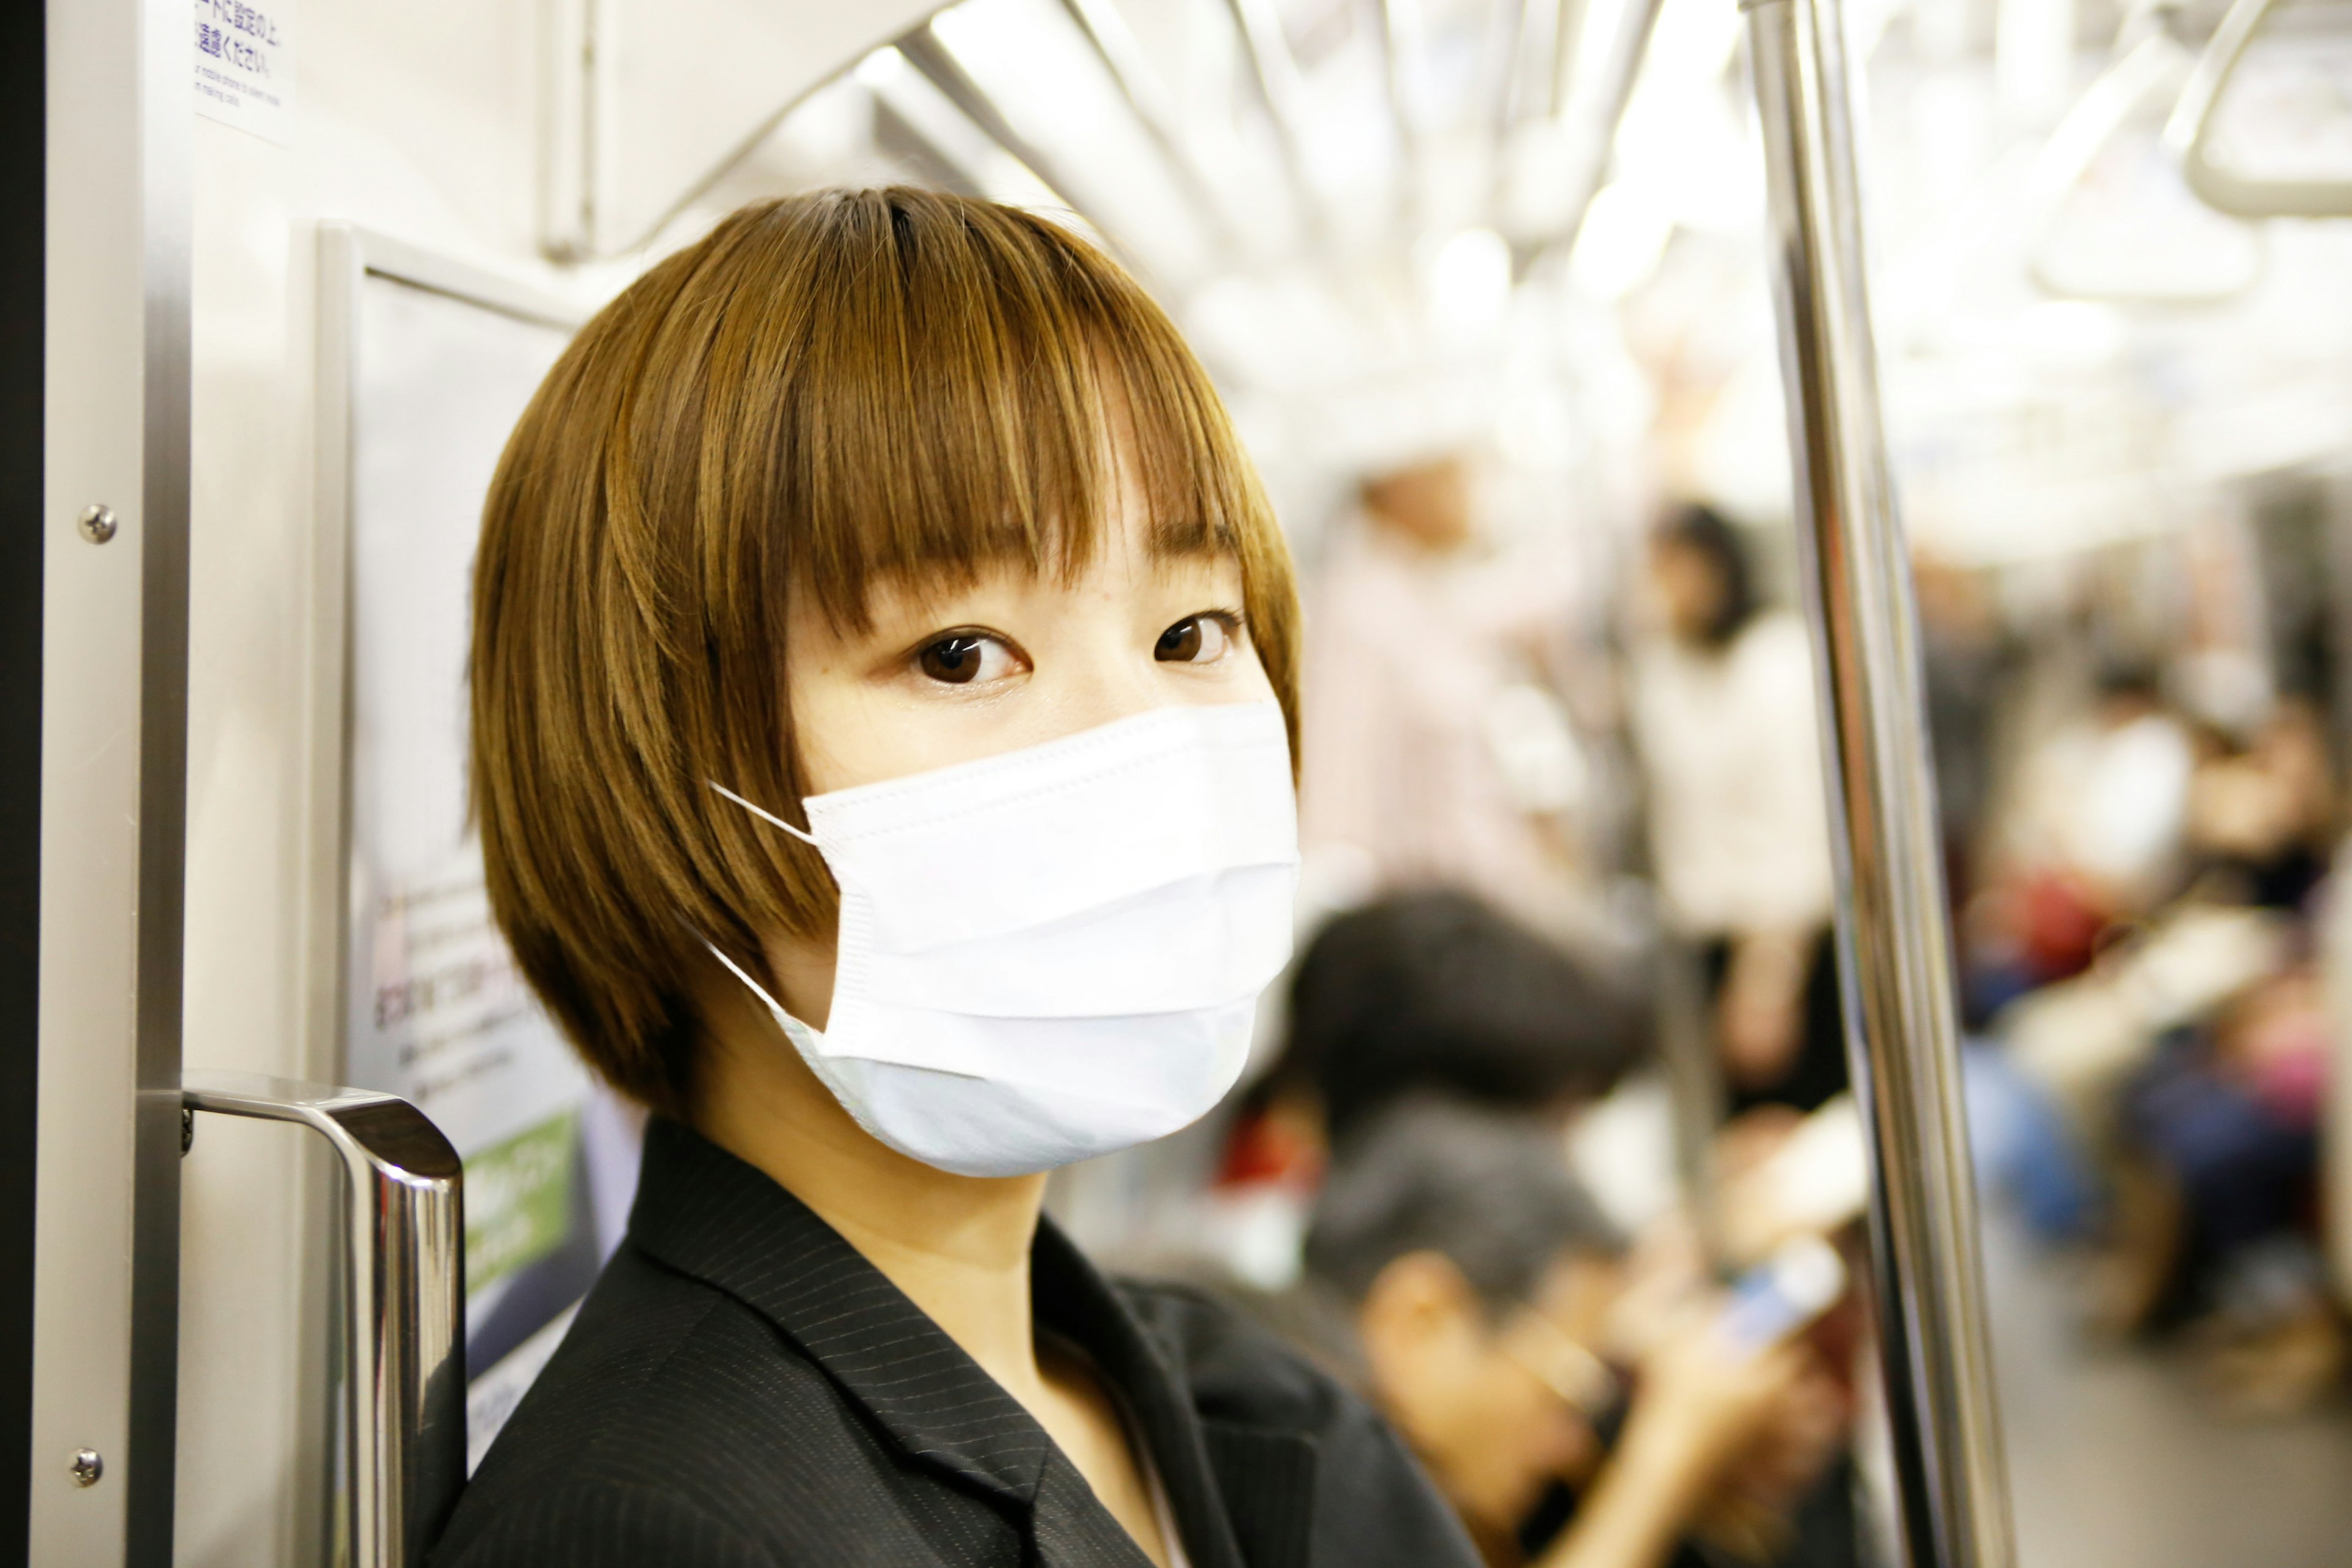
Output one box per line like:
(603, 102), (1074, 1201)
(1629, 505), (1846, 1112)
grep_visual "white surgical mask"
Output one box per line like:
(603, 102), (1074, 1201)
(707, 699), (1298, 1178)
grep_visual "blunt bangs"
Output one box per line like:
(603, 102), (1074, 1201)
(753, 192), (1243, 630)
(471, 189), (1300, 1114)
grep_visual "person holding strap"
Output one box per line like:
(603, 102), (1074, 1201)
(429, 189), (1479, 1568)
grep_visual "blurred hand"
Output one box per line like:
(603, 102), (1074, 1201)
(1691, 1348), (1846, 1557)
(1623, 1314), (1814, 1498)
(1534, 1312), (1830, 1568)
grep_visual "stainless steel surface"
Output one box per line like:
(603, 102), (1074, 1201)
(1055, 0), (1242, 252)
(1742, 1), (2016, 1566)
(68, 1452), (102, 1490)
(75, 504), (117, 545)
(32, 1), (189, 1562)
(183, 1072), (466, 1568)
(2166, 0), (2352, 220)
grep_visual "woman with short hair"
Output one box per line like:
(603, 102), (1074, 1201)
(432, 189), (1478, 1568)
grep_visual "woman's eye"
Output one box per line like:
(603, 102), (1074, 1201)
(1156, 614), (1235, 665)
(916, 633), (1020, 686)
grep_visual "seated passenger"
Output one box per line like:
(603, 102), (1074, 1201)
(1213, 889), (1643, 1240)
(432, 189), (1479, 1568)
(2105, 967), (2340, 1410)
(1237, 889), (1643, 1169)
(1302, 1097), (1838, 1568)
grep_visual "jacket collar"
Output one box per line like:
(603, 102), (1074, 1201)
(1031, 1222), (1251, 1568)
(626, 1118), (1053, 1502)
(624, 1120), (1251, 1567)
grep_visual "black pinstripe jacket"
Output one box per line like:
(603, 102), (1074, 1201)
(429, 1119), (1479, 1568)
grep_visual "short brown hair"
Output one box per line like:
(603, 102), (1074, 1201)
(470, 189), (1300, 1115)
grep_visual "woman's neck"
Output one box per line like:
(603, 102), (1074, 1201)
(687, 963), (1052, 1405)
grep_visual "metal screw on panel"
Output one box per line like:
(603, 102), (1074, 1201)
(69, 1449), (102, 1488)
(76, 504), (117, 544)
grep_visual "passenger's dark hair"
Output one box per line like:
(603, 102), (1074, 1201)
(1657, 502), (1757, 650)
(1305, 1096), (1624, 1313)
(2092, 654), (2163, 705)
(1281, 891), (1645, 1144)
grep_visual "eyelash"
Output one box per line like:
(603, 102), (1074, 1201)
(1164, 610), (1246, 663)
(911, 628), (1024, 688)
(905, 608), (1247, 687)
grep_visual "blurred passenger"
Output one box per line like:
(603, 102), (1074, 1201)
(1913, 554), (2016, 907)
(1959, 660), (2201, 1030)
(1213, 891), (1643, 1284)
(1629, 503), (1845, 1113)
(1302, 1098), (1842, 1568)
(1300, 451), (1590, 930)
(2186, 696), (2335, 911)
(2104, 967), (2340, 1410)
(1281, 891), (1646, 1147)
(2010, 660), (2197, 937)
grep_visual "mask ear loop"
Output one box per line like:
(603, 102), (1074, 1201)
(708, 779), (819, 846)
(700, 935), (792, 1016)
(698, 935), (834, 1055)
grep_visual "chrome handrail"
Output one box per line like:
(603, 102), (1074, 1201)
(2166, 0), (2352, 219)
(2026, 30), (2263, 303)
(183, 1072), (465, 1568)
(1741, 1), (2016, 1565)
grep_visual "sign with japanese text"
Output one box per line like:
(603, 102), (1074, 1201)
(194, 0), (294, 145)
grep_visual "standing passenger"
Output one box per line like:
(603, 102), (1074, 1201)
(1298, 451), (1589, 931)
(1630, 504), (1845, 1113)
(433, 189), (1480, 1568)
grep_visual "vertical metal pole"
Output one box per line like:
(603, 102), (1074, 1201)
(32, 0), (189, 1561)
(1742, 2), (2015, 1567)
(0, 6), (45, 1559)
